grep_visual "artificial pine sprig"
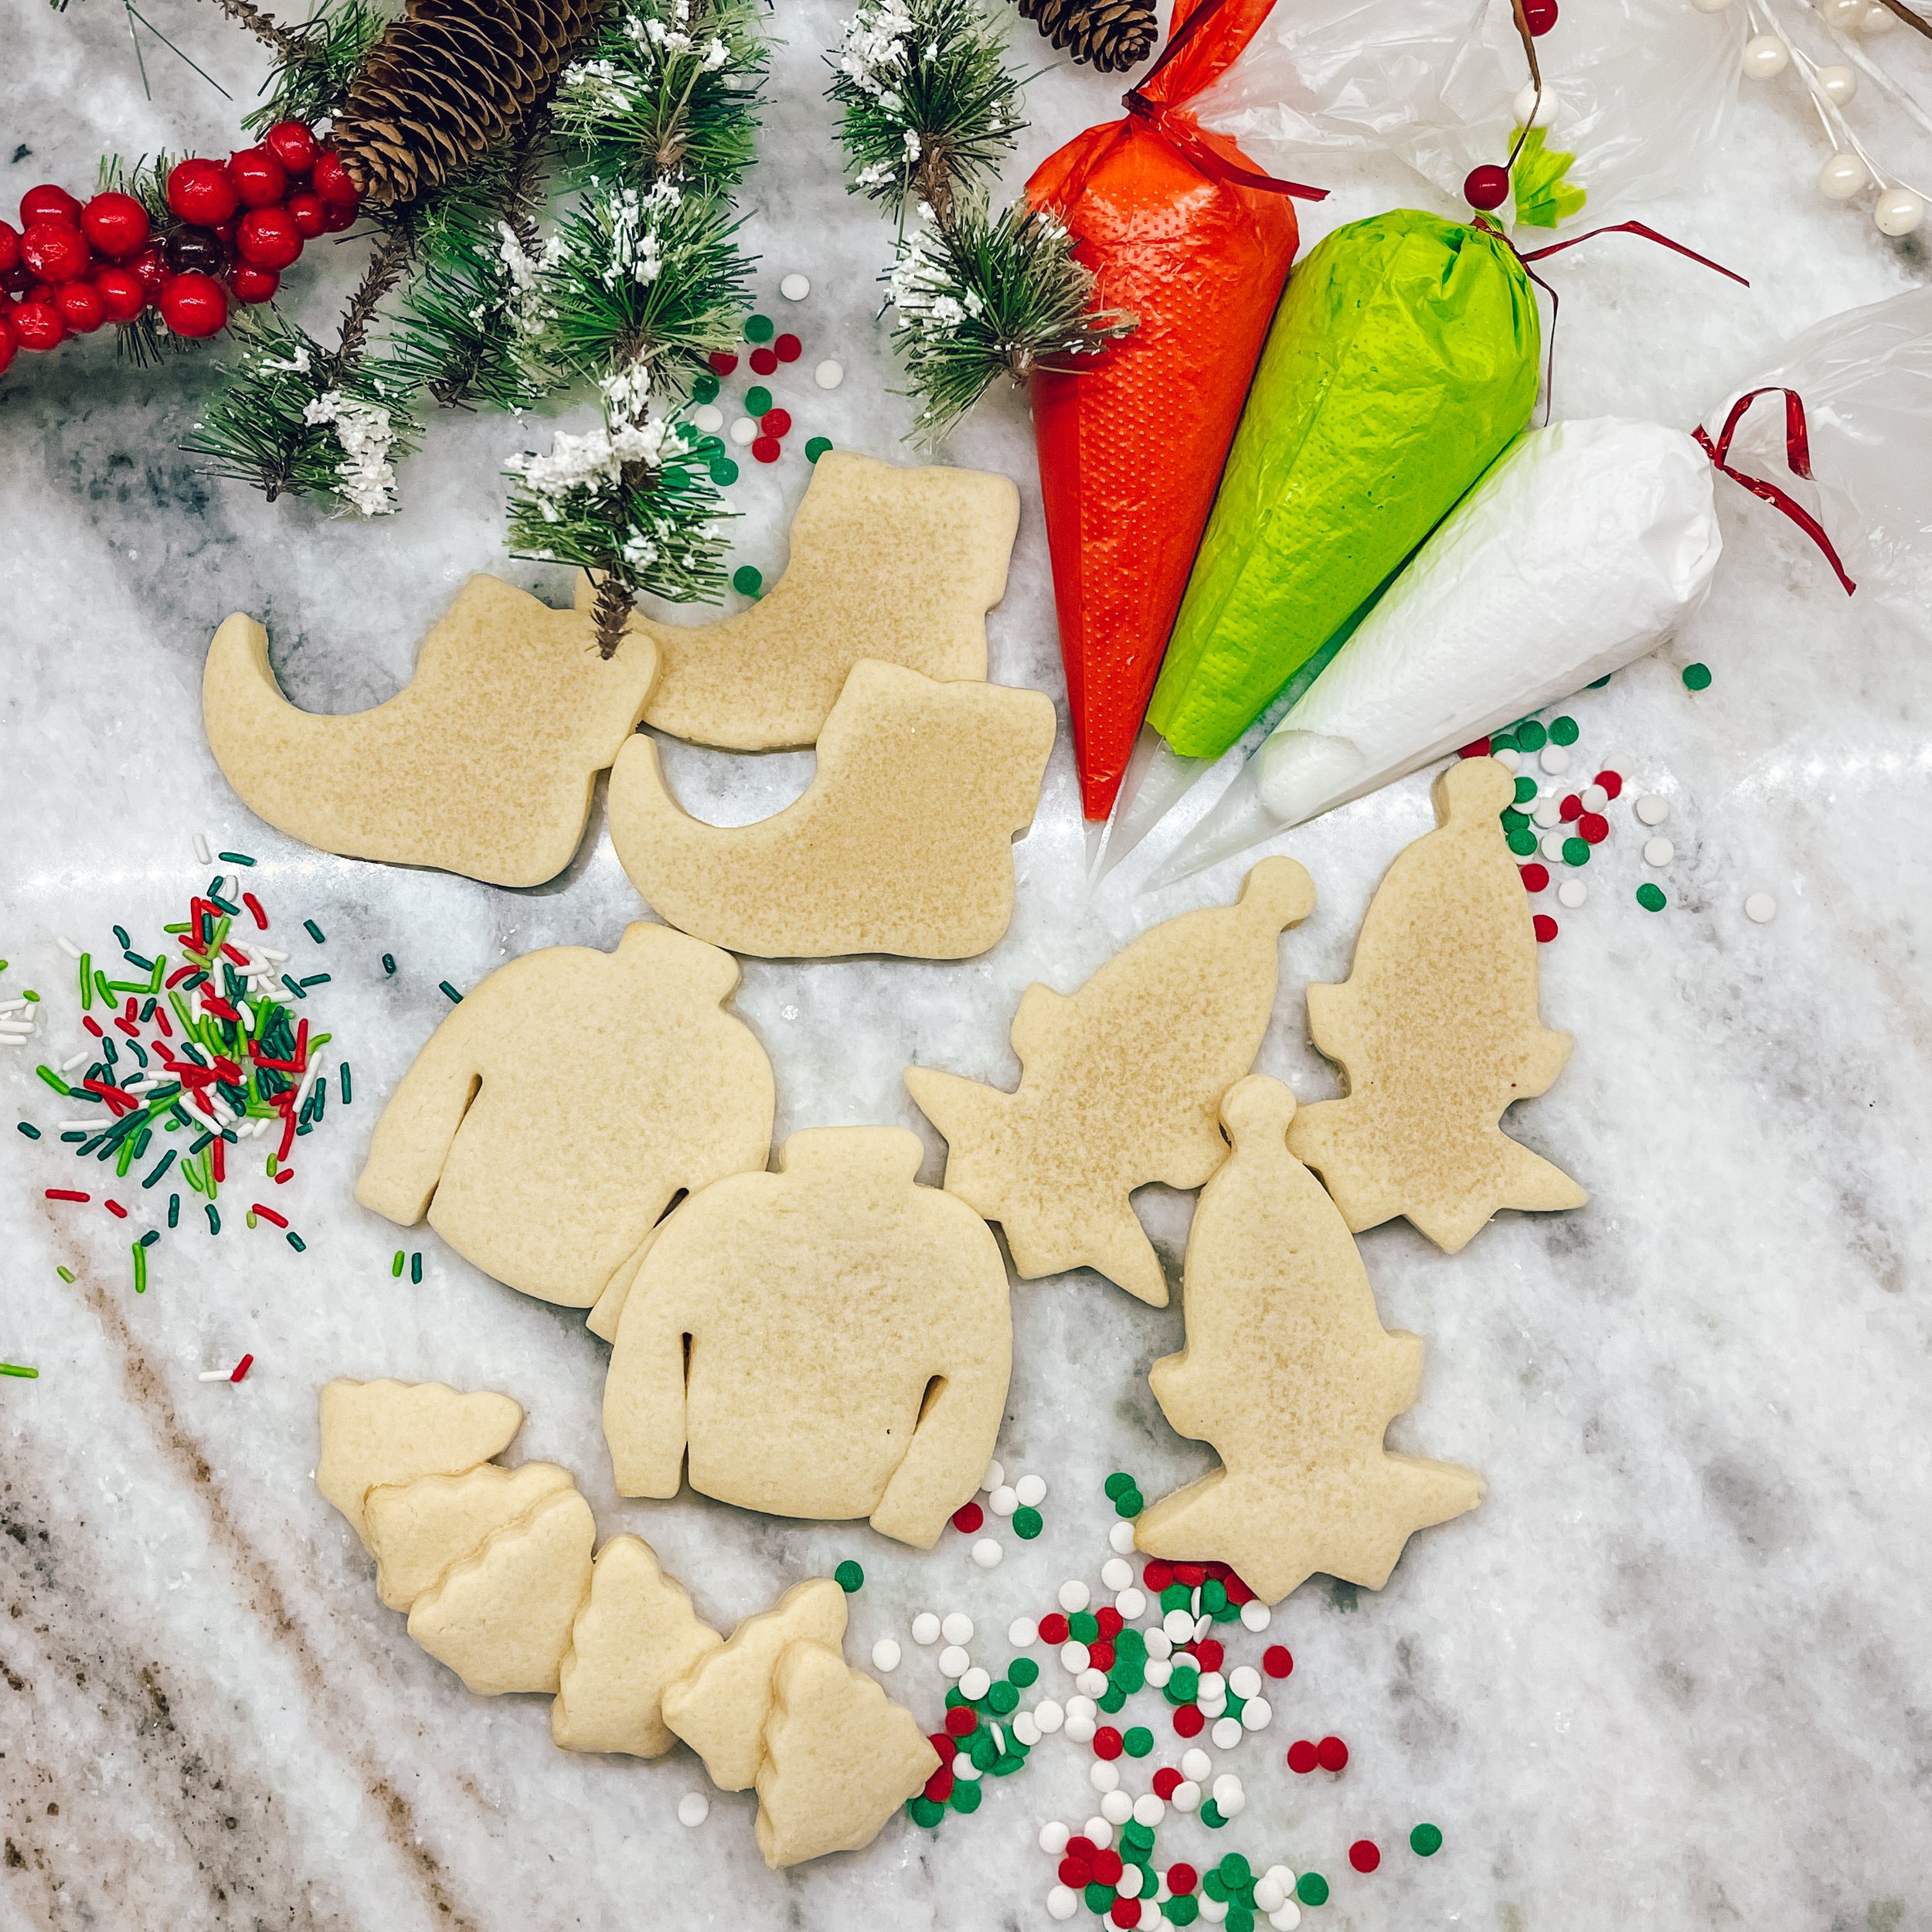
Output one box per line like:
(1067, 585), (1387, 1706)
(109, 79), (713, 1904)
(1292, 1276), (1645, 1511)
(828, 0), (1131, 441)
(236, 0), (386, 133)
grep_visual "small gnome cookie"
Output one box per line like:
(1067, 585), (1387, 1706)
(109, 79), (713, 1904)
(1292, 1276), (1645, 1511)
(552, 1536), (722, 1758)
(906, 856), (1315, 1306)
(364, 1461), (574, 1611)
(604, 1129), (1011, 1546)
(753, 1640), (940, 1868)
(316, 1378), (523, 1548)
(1290, 756), (1586, 1250)
(355, 922), (774, 1309)
(637, 451), (1019, 749)
(1135, 1077), (1482, 1602)
(607, 661), (1056, 960)
(203, 575), (656, 888)
(406, 1487), (596, 1696)
(661, 1578), (849, 1791)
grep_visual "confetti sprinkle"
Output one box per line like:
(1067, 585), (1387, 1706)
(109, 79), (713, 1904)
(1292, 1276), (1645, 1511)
(805, 437), (834, 462)
(835, 1560), (865, 1592)
(732, 564), (764, 597)
(1744, 892), (1777, 923)
(743, 313), (774, 344)
(1682, 662), (1712, 690)
(814, 359), (844, 389)
(1637, 883), (1667, 911)
(1410, 1821), (1444, 1856)
(780, 273), (810, 301)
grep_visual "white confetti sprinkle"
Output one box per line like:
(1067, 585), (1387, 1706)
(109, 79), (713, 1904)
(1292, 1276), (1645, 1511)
(1064, 1713), (1097, 1745)
(1009, 1616), (1039, 1647)
(1015, 1472), (1046, 1507)
(676, 1791), (709, 1827)
(1557, 878), (1587, 909)
(959, 1665), (991, 1699)
(1539, 831), (1567, 862)
(1033, 1699), (1065, 1733)
(1580, 782), (1608, 812)
(1114, 1859), (1141, 1897)
(1133, 1791), (1165, 1827)
(1090, 1759), (1121, 1793)
(1240, 1696), (1272, 1730)
(941, 1611), (974, 1645)
(1228, 1665), (1261, 1699)
(952, 1751), (979, 1781)
(1144, 1657), (1172, 1689)
(729, 416), (757, 446)
(1077, 1667), (1109, 1697)
(1238, 1600), (1270, 1632)
(1171, 1779), (1200, 1813)
(1644, 836), (1675, 866)
(780, 272), (811, 301)
(815, 358), (845, 389)
(872, 1638), (901, 1672)
(989, 1484), (1019, 1516)
(1013, 1709), (1042, 1746)
(1114, 1587), (1147, 1621)
(1532, 796), (1562, 828)
(692, 402), (723, 434)
(1492, 747), (1520, 771)
(1100, 1556), (1134, 1591)
(1082, 1817), (1112, 1848)
(1635, 793), (1669, 825)
(1745, 892), (1777, 923)
(982, 1459), (1005, 1492)
(1058, 1580), (1090, 1613)
(1145, 1628), (1173, 1661)
(911, 1611), (941, 1645)
(1060, 1640), (1090, 1672)
(1100, 1787), (1134, 1825)
(1540, 744), (1570, 774)
(938, 1644), (969, 1677)
(1048, 1884), (1079, 1921)
(971, 1536), (1002, 1569)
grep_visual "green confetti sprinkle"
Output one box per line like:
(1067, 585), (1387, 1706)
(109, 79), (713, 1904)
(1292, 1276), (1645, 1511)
(1296, 1872), (1329, 1906)
(1069, 1609), (1099, 1643)
(1410, 1821), (1443, 1856)
(949, 1779), (981, 1815)
(1104, 1471), (1136, 1499)
(743, 313), (774, 344)
(1199, 1798), (1226, 1829)
(1587, 672), (1612, 689)
(1164, 1897), (1199, 1925)
(1549, 714), (1580, 745)
(805, 436), (833, 462)
(1097, 1683), (1127, 1713)
(1009, 1656), (1039, 1687)
(710, 458), (740, 487)
(833, 1560), (864, 1592)
(1515, 719), (1548, 752)
(1636, 882), (1667, 912)
(1512, 775), (1537, 804)
(1562, 837), (1590, 867)
(1012, 1504), (1043, 1538)
(1488, 732), (1517, 753)
(732, 564), (764, 597)
(1114, 1487), (1143, 1519)
(908, 1795), (944, 1827)
(1682, 662), (1712, 691)
(1123, 1726), (1153, 1757)
(692, 372), (720, 403)
(987, 1679), (1019, 1713)
(744, 384), (774, 416)
(1506, 827), (1537, 857)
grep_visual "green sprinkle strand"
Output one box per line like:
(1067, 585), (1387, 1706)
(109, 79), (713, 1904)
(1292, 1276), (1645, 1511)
(382, 954), (396, 976)
(218, 851), (256, 866)
(56, 1266), (74, 1284)
(392, 1250), (406, 1277)
(0, 1363), (39, 1379)
(1410, 1822), (1443, 1856)
(834, 1560), (864, 1592)
(132, 1242), (148, 1294)
(168, 1194), (179, 1229)
(138, 1229), (159, 1248)
(339, 1063), (352, 1104)
(304, 920), (325, 943)
(410, 1251), (423, 1284)
(206, 1205), (221, 1235)
(286, 1232), (306, 1253)
(36, 1065), (70, 1095)
(142, 1148), (177, 1189)
(439, 981), (463, 1004)
(17, 1121), (40, 1139)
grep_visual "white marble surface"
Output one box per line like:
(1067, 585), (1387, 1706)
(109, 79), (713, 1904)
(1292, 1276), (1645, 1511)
(3, 3), (1930, 1930)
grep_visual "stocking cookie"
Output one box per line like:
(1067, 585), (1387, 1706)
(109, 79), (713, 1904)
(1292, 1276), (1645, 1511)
(317, 1378), (522, 1547)
(355, 922), (774, 1308)
(638, 451), (1019, 748)
(1290, 757), (1586, 1250)
(660, 1577), (849, 1791)
(906, 856), (1315, 1306)
(552, 1536), (722, 1757)
(406, 1488), (596, 1696)
(203, 574), (656, 887)
(604, 1128), (1010, 1546)
(753, 1640), (940, 1868)
(607, 661), (1055, 960)
(364, 1461), (573, 1610)
(1135, 1077), (1483, 1601)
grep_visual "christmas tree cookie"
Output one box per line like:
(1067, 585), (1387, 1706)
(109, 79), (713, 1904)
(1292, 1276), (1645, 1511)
(637, 451), (1019, 749)
(552, 1536), (723, 1758)
(753, 1640), (940, 1868)
(906, 855), (1315, 1306)
(1136, 1077), (1482, 1601)
(203, 573), (656, 888)
(1289, 756), (1586, 1250)
(607, 660), (1055, 960)
(603, 1128), (1011, 1546)
(363, 1461), (574, 1611)
(355, 922), (774, 1309)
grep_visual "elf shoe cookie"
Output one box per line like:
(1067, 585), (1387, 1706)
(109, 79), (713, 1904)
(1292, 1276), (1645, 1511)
(355, 921), (774, 1309)
(552, 1536), (723, 1758)
(1136, 1076), (1482, 1601)
(203, 573), (657, 887)
(364, 1461), (574, 1611)
(753, 1640), (940, 1868)
(906, 855), (1315, 1306)
(608, 661), (1055, 960)
(603, 1128), (1011, 1546)
(1290, 756), (1586, 1250)
(636, 451), (1019, 749)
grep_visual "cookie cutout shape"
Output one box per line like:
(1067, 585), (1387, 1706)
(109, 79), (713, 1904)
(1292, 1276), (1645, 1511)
(638, 451), (1019, 749)
(906, 855), (1315, 1307)
(604, 1128), (1011, 1546)
(364, 1461), (574, 1611)
(661, 1578), (849, 1791)
(317, 1378), (522, 1548)
(607, 661), (1056, 960)
(1289, 757), (1586, 1250)
(203, 573), (657, 888)
(552, 1535), (723, 1758)
(753, 1640), (940, 1868)
(355, 922), (774, 1309)
(406, 1487), (596, 1696)
(1135, 1077), (1483, 1603)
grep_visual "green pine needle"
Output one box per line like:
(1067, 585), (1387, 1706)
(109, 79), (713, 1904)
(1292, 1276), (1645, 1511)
(240, 0), (386, 134)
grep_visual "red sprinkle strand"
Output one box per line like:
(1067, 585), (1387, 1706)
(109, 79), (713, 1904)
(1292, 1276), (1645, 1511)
(250, 1202), (289, 1229)
(104, 1199), (128, 1219)
(230, 1353), (254, 1383)
(242, 892), (267, 929)
(46, 1189), (90, 1202)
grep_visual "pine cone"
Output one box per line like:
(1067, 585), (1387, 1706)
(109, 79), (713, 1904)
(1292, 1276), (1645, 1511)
(332, 0), (606, 206)
(1015, 0), (1158, 73)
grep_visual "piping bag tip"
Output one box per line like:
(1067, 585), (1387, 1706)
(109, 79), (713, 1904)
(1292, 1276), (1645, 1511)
(1082, 816), (1110, 880)
(1091, 730), (1216, 885)
(1145, 763), (1288, 892)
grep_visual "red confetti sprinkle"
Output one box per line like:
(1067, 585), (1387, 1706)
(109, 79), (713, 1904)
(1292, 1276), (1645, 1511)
(1066, 1836), (1096, 1860)
(1577, 811), (1609, 844)
(1349, 1838), (1381, 1873)
(709, 349), (739, 375)
(944, 1705), (978, 1737)
(1192, 1638), (1223, 1674)
(46, 1189), (90, 1202)
(1317, 1734), (1349, 1772)
(1166, 1863), (1199, 1896)
(1093, 1726), (1124, 1760)
(1151, 1767), (1182, 1799)
(1263, 1645), (1293, 1679)
(1173, 1705), (1205, 1738)
(928, 1730), (952, 1759)
(1222, 1573), (1253, 1605)
(927, 1764), (954, 1802)
(1088, 1639), (1115, 1672)
(1520, 863), (1549, 893)
(1141, 1560), (1174, 1592)
(1595, 768), (1623, 799)
(1558, 793), (1582, 823)
(952, 1501), (984, 1533)
(1532, 913), (1558, 944)
(761, 406), (792, 438)
(1458, 737), (1492, 758)
(751, 435), (781, 464)
(774, 332), (801, 362)
(1174, 1563), (1206, 1587)
(1095, 1605), (1124, 1638)
(250, 1202), (289, 1229)
(1039, 1612), (1070, 1645)
(1110, 1900), (1138, 1928)
(1090, 1850), (1124, 1886)
(748, 345), (778, 375)
(1058, 1855), (1091, 1888)
(230, 1353), (254, 1383)
(104, 1199), (128, 1219)
(1287, 1740), (1319, 1774)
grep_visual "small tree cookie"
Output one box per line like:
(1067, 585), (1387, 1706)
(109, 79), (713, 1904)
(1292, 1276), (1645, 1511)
(364, 1461), (574, 1611)
(753, 1640), (940, 1869)
(1290, 756), (1586, 1250)
(1136, 1077), (1482, 1602)
(603, 1128), (1011, 1547)
(607, 661), (1056, 961)
(906, 856), (1315, 1306)
(355, 921), (774, 1309)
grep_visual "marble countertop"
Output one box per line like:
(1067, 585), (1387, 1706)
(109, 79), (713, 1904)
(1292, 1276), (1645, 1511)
(2, 3), (1929, 1929)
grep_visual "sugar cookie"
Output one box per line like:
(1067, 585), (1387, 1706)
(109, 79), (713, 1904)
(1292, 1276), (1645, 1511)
(1135, 1077), (1482, 1601)
(1290, 757), (1586, 1250)
(355, 922), (774, 1308)
(552, 1535), (723, 1758)
(406, 1488), (596, 1696)
(316, 1378), (522, 1547)
(364, 1461), (574, 1610)
(753, 1639), (940, 1868)
(906, 856), (1315, 1306)
(608, 662), (1055, 960)
(203, 574), (656, 887)
(661, 1578), (849, 1791)
(604, 1128), (1011, 1546)
(637, 451), (1019, 748)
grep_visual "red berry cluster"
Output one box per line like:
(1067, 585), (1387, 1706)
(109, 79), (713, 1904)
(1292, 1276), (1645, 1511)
(0, 122), (359, 375)
(1463, 0), (1560, 213)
